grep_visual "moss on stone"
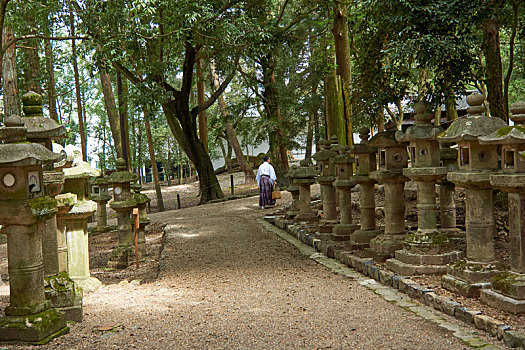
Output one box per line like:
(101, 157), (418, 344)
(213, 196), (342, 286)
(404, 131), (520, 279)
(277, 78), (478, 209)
(28, 196), (57, 219)
(496, 125), (525, 137)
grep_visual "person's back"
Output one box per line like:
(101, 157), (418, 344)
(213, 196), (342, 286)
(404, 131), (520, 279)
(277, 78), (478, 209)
(256, 156), (277, 209)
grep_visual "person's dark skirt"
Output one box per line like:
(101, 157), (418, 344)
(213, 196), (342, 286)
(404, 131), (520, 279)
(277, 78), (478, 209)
(259, 175), (276, 207)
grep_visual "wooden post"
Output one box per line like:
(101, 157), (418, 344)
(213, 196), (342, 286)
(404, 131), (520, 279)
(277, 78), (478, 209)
(230, 174), (234, 195)
(133, 208), (139, 268)
(177, 194), (181, 210)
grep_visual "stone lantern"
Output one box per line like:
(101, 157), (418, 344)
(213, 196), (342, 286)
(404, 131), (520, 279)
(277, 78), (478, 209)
(0, 115), (67, 342)
(61, 161), (101, 293)
(387, 102), (462, 275)
(439, 143), (461, 238)
(350, 128), (382, 248)
(438, 92), (508, 297)
(20, 91), (82, 320)
(313, 137), (339, 237)
(89, 176), (112, 234)
(478, 101), (525, 313)
(107, 158), (139, 269)
(332, 145), (359, 241)
(366, 129), (409, 261)
(292, 160), (317, 223)
(132, 184), (151, 257)
(284, 165), (300, 219)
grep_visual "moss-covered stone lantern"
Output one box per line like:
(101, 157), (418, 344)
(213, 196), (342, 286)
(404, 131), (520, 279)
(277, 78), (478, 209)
(20, 91), (82, 321)
(0, 115), (68, 343)
(107, 158), (139, 269)
(89, 176), (112, 235)
(61, 161), (101, 294)
(366, 129), (409, 261)
(350, 128), (382, 249)
(478, 101), (525, 313)
(387, 102), (462, 275)
(313, 137), (339, 237)
(132, 184), (151, 257)
(331, 145), (359, 241)
(292, 160), (317, 223)
(438, 92), (508, 297)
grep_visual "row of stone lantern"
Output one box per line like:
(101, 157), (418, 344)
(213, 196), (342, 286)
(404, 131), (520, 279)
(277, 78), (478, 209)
(284, 93), (525, 315)
(0, 91), (149, 343)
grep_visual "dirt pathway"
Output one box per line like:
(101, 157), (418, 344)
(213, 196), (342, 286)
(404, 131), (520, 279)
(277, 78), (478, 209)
(3, 193), (501, 349)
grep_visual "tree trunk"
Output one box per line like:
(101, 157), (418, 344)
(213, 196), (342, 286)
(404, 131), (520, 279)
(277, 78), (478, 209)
(137, 116), (143, 184)
(131, 109), (136, 173)
(99, 68), (124, 160)
(22, 16), (41, 94)
(43, 18), (58, 122)
(227, 141), (233, 174)
(178, 148), (183, 185)
(482, 15), (507, 122)
(166, 137), (172, 186)
(218, 137), (231, 174)
(503, 0), (520, 117)
(145, 117), (165, 212)
(376, 108), (385, 132)
(71, 15), (87, 161)
(324, 74), (346, 143)
(305, 84), (317, 163)
(196, 59), (208, 152)
(209, 61), (256, 183)
(261, 53), (289, 181)
(162, 100), (223, 203)
(2, 26), (19, 117)
(332, 0), (353, 147)
(117, 71), (131, 169)
(445, 87), (458, 122)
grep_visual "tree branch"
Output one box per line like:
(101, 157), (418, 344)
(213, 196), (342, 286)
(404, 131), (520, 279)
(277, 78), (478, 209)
(275, 0), (291, 26)
(191, 55), (240, 117)
(238, 66), (266, 101)
(111, 61), (143, 85)
(1, 35), (88, 56)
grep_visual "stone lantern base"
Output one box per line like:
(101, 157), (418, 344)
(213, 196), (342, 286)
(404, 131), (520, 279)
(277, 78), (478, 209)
(316, 220), (338, 240)
(362, 233), (405, 261)
(346, 227), (383, 250)
(330, 223), (359, 242)
(386, 231), (463, 275)
(0, 308), (68, 344)
(480, 272), (525, 314)
(441, 260), (505, 298)
(88, 224), (114, 236)
(293, 213), (318, 224)
(44, 273), (83, 322)
(107, 246), (135, 270)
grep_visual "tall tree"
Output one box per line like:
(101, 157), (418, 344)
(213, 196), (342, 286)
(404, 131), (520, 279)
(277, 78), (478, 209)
(144, 110), (165, 212)
(74, 0), (250, 202)
(21, 15), (41, 94)
(2, 25), (18, 116)
(117, 71), (131, 169)
(332, 0), (353, 146)
(196, 58), (208, 152)
(209, 61), (256, 183)
(482, 0), (507, 122)
(70, 10), (87, 160)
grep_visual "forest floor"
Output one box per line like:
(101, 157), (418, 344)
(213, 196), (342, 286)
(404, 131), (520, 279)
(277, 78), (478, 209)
(0, 170), (518, 348)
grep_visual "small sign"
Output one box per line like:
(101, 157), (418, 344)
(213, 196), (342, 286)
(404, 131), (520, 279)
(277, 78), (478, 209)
(28, 171), (41, 193)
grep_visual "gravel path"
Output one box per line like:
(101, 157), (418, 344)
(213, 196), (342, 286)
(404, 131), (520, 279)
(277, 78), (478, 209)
(6, 193), (496, 349)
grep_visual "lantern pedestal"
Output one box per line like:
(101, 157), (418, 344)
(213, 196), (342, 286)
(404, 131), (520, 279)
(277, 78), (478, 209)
(365, 172), (408, 261)
(348, 177), (382, 249)
(387, 167), (463, 275)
